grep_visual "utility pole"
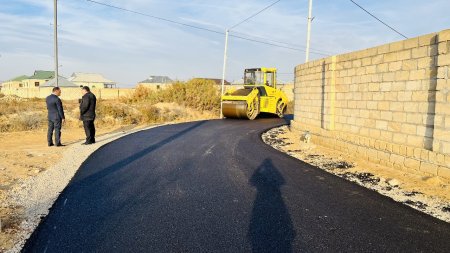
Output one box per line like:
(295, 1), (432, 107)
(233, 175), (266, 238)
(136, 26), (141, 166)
(305, 0), (313, 62)
(54, 0), (59, 87)
(220, 29), (229, 118)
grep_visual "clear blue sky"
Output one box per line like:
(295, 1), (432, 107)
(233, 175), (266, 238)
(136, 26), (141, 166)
(1, 0), (449, 86)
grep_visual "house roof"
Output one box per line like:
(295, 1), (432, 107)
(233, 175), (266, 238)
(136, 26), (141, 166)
(139, 76), (173, 84)
(29, 70), (55, 80)
(9, 75), (29, 82)
(41, 76), (79, 87)
(68, 72), (115, 84)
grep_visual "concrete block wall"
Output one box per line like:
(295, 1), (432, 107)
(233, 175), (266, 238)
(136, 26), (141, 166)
(292, 29), (450, 180)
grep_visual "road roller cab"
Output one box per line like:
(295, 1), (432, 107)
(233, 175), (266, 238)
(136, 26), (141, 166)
(222, 67), (288, 120)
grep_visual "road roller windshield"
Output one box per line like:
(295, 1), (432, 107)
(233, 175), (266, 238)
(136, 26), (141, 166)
(244, 69), (263, 85)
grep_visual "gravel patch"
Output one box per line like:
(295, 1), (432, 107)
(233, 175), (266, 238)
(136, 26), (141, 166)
(1, 124), (164, 253)
(263, 125), (450, 223)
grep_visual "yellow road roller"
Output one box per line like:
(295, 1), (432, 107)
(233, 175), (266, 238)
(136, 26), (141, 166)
(222, 67), (289, 120)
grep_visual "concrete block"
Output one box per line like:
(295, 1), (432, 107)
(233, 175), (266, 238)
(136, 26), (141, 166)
(369, 129), (381, 138)
(377, 151), (390, 161)
(395, 71), (409, 81)
(410, 69), (427, 80)
(393, 133), (407, 144)
(437, 66), (449, 79)
(441, 142), (450, 154)
(398, 91), (412, 101)
(392, 82), (406, 91)
(378, 44), (390, 54)
(412, 46), (429, 58)
(389, 61), (403, 71)
(392, 144), (401, 154)
(421, 150), (430, 160)
(402, 124), (417, 135)
(353, 59), (362, 68)
(417, 57), (435, 69)
(380, 131), (393, 142)
(390, 154), (405, 165)
(407, 135), (423, 147)
(419, 161), (438, 175)
(377, 63), (389, 72)
(437, 54), (450, 66)
(376, 120), (388, 130)
(362, 57), (372, 66)
(377, 101), (390, 111)
(438, 29), (450, 42)
(404, 158), (421, 169)
(438, 166), (450, 180)
(405, 80), (422, 91)
(419, 33), (437, 46)
(384, 52), (398, 62)
(380, 111), (392, 121)
(435, 102), (450, 114)
(413, 148), (422, 159)
(398, 50), (412, 60)
(402, 59), (418, 71)
(389, 41), (404, 51)
(404, 38), (419, 49)
(404, 147), (413, 158)
(438, 41), (450, 54)
(404, 103), (420, 114)
(390, 102), (403, 111)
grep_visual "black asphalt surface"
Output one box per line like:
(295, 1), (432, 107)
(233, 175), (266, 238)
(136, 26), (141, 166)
(24, 117), (450, 252)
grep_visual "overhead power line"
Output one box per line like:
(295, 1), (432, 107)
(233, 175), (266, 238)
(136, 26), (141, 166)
(85, 0), (223, 35)
(230, 30), (335, 55)
(349, 0), (408, 39)
(229, 0), (281, 30)
(83, 0), (329, 55)
(230, 33), (329, 56)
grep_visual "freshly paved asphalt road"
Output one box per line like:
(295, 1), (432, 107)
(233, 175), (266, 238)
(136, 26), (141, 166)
(24, 118), (450, 252)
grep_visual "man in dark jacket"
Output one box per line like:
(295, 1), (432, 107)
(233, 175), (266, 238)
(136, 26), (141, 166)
(80, 86), (97, 145)
(46, 87), (65, 146)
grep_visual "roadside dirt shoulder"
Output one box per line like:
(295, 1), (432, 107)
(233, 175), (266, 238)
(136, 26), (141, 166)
(263, 125), (450, 223)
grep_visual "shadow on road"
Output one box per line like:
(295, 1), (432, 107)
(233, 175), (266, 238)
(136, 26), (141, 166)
(248, 159), (296, 253)
(71, 120), (206, 186)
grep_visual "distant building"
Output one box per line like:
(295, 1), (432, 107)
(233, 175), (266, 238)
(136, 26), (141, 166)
(41, 76), (79, 87)
(192, 78), (231, 86)
(2, 75), (29, 89)
(68, 72), (116, 89)
(232, 78), (244, 85)
(138, 76), (173, 89)
(1, 70), (55, 89)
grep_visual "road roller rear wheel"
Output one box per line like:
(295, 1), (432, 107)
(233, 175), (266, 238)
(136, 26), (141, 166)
(247, 97), (259, 120)
(276, 100), (285, 118)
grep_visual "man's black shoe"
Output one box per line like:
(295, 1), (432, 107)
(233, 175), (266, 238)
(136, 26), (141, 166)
(82, 142), (93, 145)
(48, 143), (54, 147)
(56, 143), (65, 147)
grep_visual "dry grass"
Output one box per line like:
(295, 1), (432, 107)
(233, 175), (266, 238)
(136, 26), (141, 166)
(122, 78), (221, 112)
(0, 79), (220, 133)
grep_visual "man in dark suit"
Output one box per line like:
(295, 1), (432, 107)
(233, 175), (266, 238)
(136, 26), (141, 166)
(80, 86), (97, 145)
(46, 87), (65, 147)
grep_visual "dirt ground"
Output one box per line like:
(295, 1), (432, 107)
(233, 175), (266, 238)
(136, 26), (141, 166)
(263, 126), (450, 222)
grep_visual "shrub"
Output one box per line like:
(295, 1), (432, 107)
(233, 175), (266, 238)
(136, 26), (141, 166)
(97, 102), (141, 125)
(0, 112), (45, 132)
(122, 79), (221, 113)
(139, 105), (160, 123)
